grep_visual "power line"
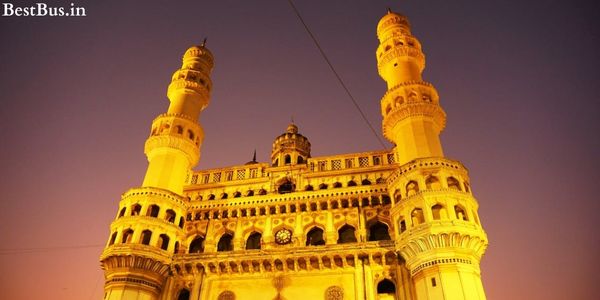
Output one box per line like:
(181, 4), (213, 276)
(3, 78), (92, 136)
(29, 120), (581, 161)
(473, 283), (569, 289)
(286, 0), (388, 150)
(0, 244), (104, 255)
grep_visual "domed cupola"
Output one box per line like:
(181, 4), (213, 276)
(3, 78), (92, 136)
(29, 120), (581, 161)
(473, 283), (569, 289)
(271, 123), (311, 167)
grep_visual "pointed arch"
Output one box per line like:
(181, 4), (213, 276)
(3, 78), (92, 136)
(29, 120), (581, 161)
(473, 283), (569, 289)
(189, 236), (205, 253)
(306, 226), (325, 246)
(337, 224), (357, 244)
(368, 221), (391, 241)
(217, 233), (234, 252)
(245, 232), (262, 250)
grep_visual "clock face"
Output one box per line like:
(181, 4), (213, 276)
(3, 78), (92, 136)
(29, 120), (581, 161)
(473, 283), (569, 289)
(275, 229), (292, 245)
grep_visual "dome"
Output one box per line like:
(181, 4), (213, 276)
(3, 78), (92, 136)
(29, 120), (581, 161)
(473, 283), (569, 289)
(376, 9), (411, 41)
(286, 123), (298, 134)
(182, 43), (214, 69)
(271, 123), (311, 167)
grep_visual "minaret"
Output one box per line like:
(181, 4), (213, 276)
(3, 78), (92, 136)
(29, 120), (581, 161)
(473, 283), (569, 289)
(100, 43), (214, 300)
(376, 10), (446, 165)
(143, 41), (214, 194)
(378, 11), (489, 300)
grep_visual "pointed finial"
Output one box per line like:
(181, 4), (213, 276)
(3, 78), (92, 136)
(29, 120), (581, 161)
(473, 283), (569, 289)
(252, 149), (257, 162)
(201, 38), (207, 47)
(291, 115), (295, 124)
(387, 7), (392, 14)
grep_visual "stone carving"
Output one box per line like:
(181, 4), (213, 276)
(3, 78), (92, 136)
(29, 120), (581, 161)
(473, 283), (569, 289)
(325, 286), (343, 300)
(218, 290), (235, 300)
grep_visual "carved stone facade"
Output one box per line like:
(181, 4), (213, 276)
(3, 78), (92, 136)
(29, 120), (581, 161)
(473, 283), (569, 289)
(100, 9), (488, 300)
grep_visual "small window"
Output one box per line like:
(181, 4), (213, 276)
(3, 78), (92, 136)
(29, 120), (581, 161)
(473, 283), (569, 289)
(140, 230), (152, 245)
(147, 205), (160, 217)
(431, 277), (437, 287)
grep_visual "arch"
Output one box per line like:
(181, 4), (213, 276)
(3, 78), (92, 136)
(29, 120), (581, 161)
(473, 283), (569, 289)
(220, 193), (228, 200)
(361, 178), (372, 185)
(318, 183), (328, 190)
(377, 278), (396, 294)
(306, 226), (325, 246)
(118, 207), (126, 218)
(217, 233), (234, 252)
(131, 204), (141, 216)
(337, 224), (357, 244)
(411, 208), (425, 225)
(245, 232), (262, 250)
(158, 234), (169, 250)
(218, 291), (235, 300)
(187, 129), (194, 140)
(284, 154), (291, 165)
(347, 180), (357, 187)
(122, 229), (134, 243)
(368, 221), (391, 241)
(297, 156), (304, 164)
(207, 194), (215, 200)
(426, 176), (441, 189)
(393, 190), (402, 203)
(333, 182), (342, 188)
(165, 209), (176, 223)
(273, 158), (279, 167)
(177, 289), (190, 300)
(233, 191), (241, 198)
(399, 218), (407, 233)
(108, 232), (117, 246)
(174, 241), (180, 254)
(376, 177), (386, 184)
(305, 185), (314, 191)
(385, 103), (392, 114)
(189, 236), (205, 253)
(394, 96), (404, 106)
(147, 205), (160, 217)
(432, 204), (445, 220)
(246, 190), (254, 197)
(406, 180), (419, 196)
(277, 178), (295, 194)
(455, 205), (468, 221)
(258, 189), (267, 195)
(382, 194), (391, 205)
(178, 216), (184, 228)
(447, 177), (462, 191)
(140, 230), (152, 245)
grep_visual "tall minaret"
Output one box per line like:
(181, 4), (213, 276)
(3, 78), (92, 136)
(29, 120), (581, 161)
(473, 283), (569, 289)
(376, 9), (446, 165)
(100, 44), (214, 300)
(379, 11), (489, 300)
(143, 41), (214, 194)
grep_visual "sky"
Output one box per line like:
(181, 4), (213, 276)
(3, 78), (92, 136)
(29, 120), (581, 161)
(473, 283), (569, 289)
(0, 0), (598, 299)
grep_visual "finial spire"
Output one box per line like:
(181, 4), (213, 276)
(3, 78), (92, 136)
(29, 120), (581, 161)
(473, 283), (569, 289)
(201, 37), (207, 47)
(291, 115), (295, 124)
(387, 7), (392, 14)
(252, 149), (257, 162)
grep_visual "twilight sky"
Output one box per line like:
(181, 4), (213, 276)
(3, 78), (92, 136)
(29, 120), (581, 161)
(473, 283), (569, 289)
(0, 1), (598, 299)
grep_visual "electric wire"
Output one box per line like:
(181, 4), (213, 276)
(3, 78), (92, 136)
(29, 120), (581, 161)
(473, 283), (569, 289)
(0, 244), (104, 255)
(285, 0), (388, 149)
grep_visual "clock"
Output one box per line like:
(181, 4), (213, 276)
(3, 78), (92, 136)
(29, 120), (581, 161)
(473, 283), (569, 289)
(275, 228), (292, 245)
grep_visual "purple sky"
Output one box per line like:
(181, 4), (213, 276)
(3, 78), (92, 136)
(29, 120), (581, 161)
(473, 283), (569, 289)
(0, 1), (598, 299)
